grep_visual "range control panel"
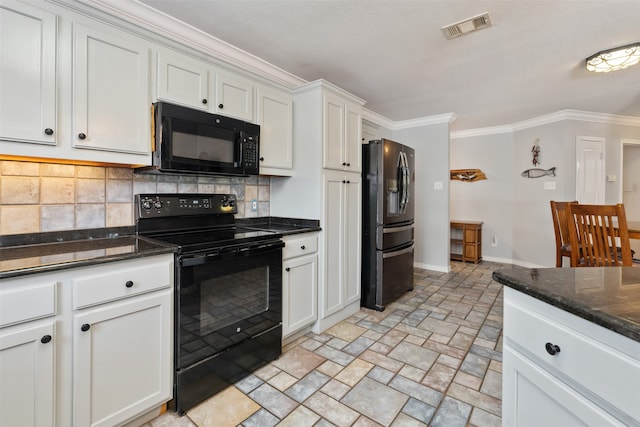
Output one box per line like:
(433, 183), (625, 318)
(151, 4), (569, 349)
(136, 193), (238, 218)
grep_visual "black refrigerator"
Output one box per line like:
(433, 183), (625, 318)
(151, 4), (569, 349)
(361, 139), (415, 311)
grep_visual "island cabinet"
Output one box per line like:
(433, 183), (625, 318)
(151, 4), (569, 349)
(450, 220), (482, 263)
(0, 254), (174, 427)
(282, 232), (318, 338)
(503, 287), (640, 427)
(0, 0), (153, 165)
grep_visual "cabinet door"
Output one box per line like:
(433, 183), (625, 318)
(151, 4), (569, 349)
(323, 174), (346, 317)
(503, 346), (624, 427)
(157, 49), (210, 110)
(215, 71), (254, 121)
(73, 291), (172, 427)
(0, 2), (56, 145)
(283, 253), (317, 336)
(323, 92), (346, 171)
(73, 22), (151, 155)
(0, 322), (55, 427)
(343, 175), (361, 305)
(257, 85), (293, 174)
(344, 104), (362, 173)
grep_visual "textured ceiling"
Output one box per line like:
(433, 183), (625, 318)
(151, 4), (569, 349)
(136, 0), (640, 130)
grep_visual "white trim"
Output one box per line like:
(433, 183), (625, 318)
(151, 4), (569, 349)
(394, 113), (457, 130)
(362, 108), (394, 130)
(414, 262), (450, 273)
(619, 138), (640, 203)
(294, 79), (366, 106)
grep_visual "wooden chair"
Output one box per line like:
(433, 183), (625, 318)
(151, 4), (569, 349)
(567, 203), (634, 267)
(550, 200), (578, 267)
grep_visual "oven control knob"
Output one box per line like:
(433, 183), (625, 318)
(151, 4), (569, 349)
(142, 200), (152, 210)
(154, 201), (163, 209)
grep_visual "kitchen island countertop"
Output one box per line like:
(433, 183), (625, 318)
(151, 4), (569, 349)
(493, 267), (640, 343)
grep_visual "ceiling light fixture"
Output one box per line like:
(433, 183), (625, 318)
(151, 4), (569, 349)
(585, 42), (640, 72)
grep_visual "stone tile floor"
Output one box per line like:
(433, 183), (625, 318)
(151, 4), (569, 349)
(145, 261), (507, 427)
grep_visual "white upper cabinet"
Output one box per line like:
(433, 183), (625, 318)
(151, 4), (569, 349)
(156, 49), (210, 110)
(73, 22), (151, 155)
(214, 71), (255, 122)
(257, 85), (293, 175)
(0, 1), (57, 145)
(322, 91), (362, 173)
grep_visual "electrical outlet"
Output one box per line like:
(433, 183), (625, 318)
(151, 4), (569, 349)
(251, 199), (258, 212)
(491, 236), (498, 246)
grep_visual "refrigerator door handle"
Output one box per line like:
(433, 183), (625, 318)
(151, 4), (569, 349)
(399, 152), (409, 213)
(382, 244), (414, 259)
(383, 224), (414, 233)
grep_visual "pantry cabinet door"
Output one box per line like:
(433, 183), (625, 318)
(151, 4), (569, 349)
(73, 22), (151, 155)
(257, 85), (293, 173)
(0, 2), (57, 145)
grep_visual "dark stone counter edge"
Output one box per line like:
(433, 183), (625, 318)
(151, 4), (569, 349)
(492, 270), (640, 343)
(1, 239), (176, 280)
(237, 217), (321, 235)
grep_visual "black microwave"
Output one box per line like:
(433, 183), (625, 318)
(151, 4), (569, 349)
(142, 102), (260, 176)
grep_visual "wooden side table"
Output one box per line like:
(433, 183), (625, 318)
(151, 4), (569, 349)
(450, 220), (483, 263)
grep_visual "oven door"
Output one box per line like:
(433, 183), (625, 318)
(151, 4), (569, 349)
(174, 240), (283, 413)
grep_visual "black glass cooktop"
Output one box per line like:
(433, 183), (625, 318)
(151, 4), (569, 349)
(148, 227), (281, 253)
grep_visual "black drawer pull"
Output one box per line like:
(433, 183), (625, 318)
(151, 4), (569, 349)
(202, 99), (208, 104)
(81, 324), (91, 332)
(218, 103), (224, 108)
(285, 267), (291, 272)
(78, 132), (86, 140)
(125, 280), (134, 288)
(300, 245), (306, 250)
(44, 128), (54, 135)
(545, 342), (561, 356)
(41, 335), (52, 344)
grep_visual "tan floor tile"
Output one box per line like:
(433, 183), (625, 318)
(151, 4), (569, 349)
(305, 392), (360, 426)
(321, 378), (352, 400)
(316, 360), (344, 377)
(403, 334), (426, 346)
(253, 363), (281, 381)
(186, 386), (259, 427)
(335, 358), (374, 386)
(277, 405), (320, 427)
(422, 363), (456, 392)
(359, 349), (404, 373)
(488, 359), (502, 373)
(271, 347), (325, 378)
(325, 322), (368, 341)
(398, 364), (426, 383)
(427, 333), (451, 344)
(446, 383), (502, 417)
(268, 371), (298, 391)
(353, 415), (384, 427)
(369, 341), (393, 355)
(436, 353), (462, 369)
(454, 370), (482, 390)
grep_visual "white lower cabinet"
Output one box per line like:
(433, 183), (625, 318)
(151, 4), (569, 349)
(0, 254), (174, 427)
(503, 287), (640, 427)
(282, 233), (318, 337)
(73, 291), (172, 427)
(0, 321), (55, 427)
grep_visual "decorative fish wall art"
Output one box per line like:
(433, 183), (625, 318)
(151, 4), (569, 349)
(521, 167), (556, 178)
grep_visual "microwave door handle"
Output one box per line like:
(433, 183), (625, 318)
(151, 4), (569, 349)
(237, 133), (244, 167)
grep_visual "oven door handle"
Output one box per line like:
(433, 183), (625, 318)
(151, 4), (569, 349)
(180, 240), (284, 266)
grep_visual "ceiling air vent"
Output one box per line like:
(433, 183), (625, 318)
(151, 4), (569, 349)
(442, 12), (492, 40)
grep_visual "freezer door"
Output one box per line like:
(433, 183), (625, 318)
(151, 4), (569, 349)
(378, 223), (414, 251)
(376, 243), (414, 310)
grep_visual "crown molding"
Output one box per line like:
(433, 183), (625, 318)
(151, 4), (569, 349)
(362, 108), (394, 130)
(75, 0), (307, 89)
(294, 79), (366, 106)
(393, 113), (457, 130)
(451, 109), (640, 139)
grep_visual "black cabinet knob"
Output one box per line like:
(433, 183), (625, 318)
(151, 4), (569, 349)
(81, 324), (91, 332)
(342, 180), (346, 184)
(44, 128), (54, 135)
(78, 133), (87, 140)
(285, 267), (291, 272)
(260, 157), (265, 161)
(218, 104), (224, 108)
(202, 99), (208, 104)
(347, 163), (351, 167)
(41, 335), (52, 344)
(125, 280), (134, 288)
(545, 342), (561, 356)
(342, 162), (347, 166)
(301, 245), (306, 250)
(346, 180), (351, 184)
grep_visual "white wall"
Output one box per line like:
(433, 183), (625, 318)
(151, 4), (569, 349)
(451, 117), (640, 268)
(393, 122), (451, 271)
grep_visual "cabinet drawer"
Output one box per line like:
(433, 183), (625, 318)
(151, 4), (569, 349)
(0, 282), (56, 328)
(283, 234), (318, 260)
(505, 296), (640, 422)
(73, 256), (173, 309)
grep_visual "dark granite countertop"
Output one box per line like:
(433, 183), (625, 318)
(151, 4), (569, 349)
(237, 217), (321, 236)
(493, 267), (640, 343)
(0, 227), (176, 279)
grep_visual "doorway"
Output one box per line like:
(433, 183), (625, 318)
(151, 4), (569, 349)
(621, 139), (640, 256)
(576, 136), (605, 204)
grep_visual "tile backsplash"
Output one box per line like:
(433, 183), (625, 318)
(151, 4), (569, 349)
(0, 161), (270, 236)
